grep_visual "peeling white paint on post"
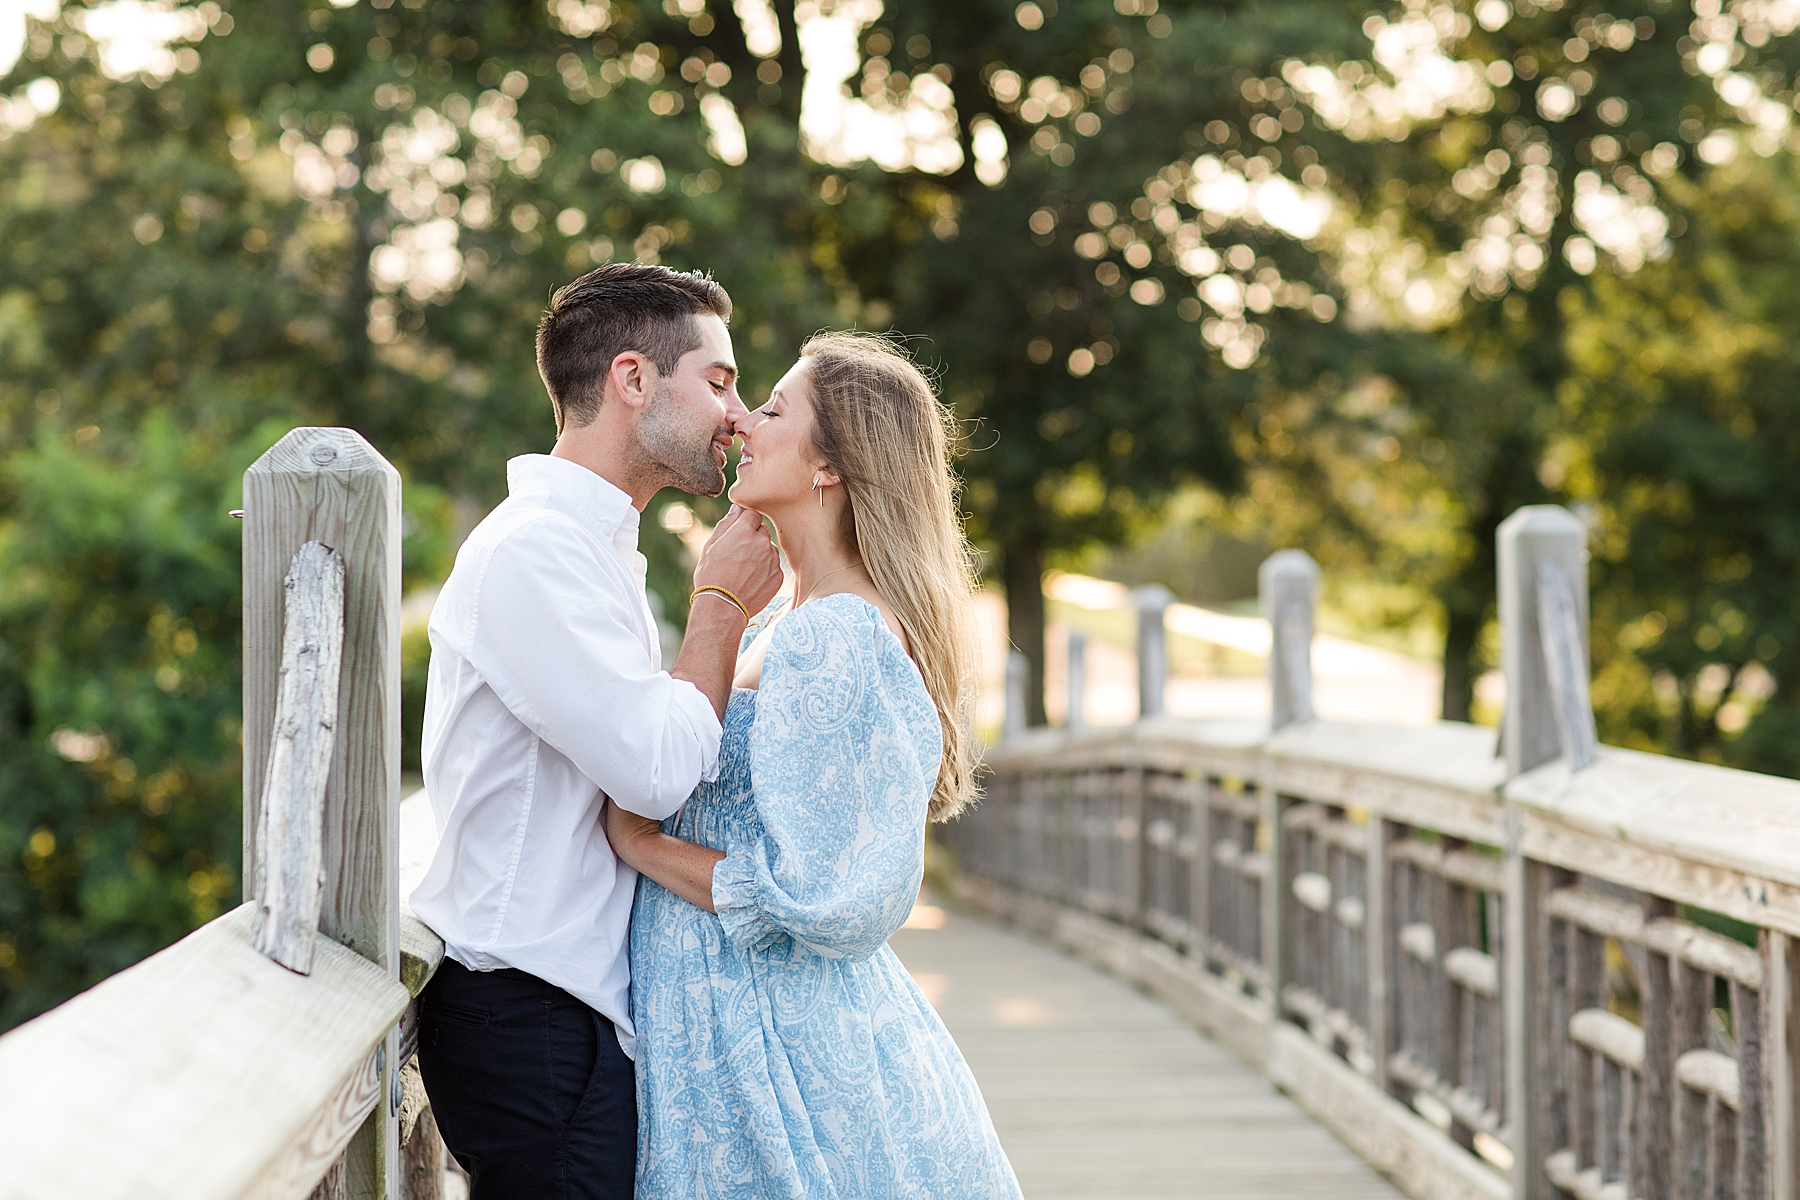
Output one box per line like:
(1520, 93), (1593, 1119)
(1004, 650), (1028, 743)
(252, 541), (346, 976)
(1067, 630), (1087, 731)
(1497, 505), (1589, 779)
(1134, 585), (1173, 719)
(1536, 560), (1598, 773)
(1259, 551), (1318, 731)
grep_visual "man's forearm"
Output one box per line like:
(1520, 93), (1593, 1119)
(670, 594), (745, 720)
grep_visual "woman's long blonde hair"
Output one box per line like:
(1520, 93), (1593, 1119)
(801, 331), (980, 822)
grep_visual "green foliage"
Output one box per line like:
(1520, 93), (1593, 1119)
(6, 0), (1800, 1028)
(0, 414), (262, 1026)
(1562, 152), (1800, 772)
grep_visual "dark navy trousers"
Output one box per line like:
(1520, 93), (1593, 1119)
(416, 958), (636, 1200)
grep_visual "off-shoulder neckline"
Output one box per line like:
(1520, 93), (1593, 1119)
(732, 592), (915, 696)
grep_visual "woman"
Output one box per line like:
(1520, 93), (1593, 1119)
(603, 332), (1022, 1198)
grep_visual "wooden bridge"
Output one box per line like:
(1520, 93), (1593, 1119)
(3, 425), (1800, 1200)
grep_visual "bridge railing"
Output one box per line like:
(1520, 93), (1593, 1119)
(0, 428), (448, 1200)
(949, 506), (1800, 1200)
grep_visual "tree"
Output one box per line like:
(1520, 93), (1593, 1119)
(1559, 151), (1800, 774)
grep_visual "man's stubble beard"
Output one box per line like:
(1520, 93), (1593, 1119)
(637, 379), (727, 496)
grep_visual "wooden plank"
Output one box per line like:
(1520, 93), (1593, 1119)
(902, 891), (1405, 1198)
(1266, 1024), (1511, 1200)
(253, 542), (347, 975)
(0, 905), (407, 1200)
(1266, 720), (1505, 842)
(242, 1042), (381, 1200)
(244, 427), (404, 1200)
(1508, 748), (1800, 914)
(1512, 795), (1800, 939)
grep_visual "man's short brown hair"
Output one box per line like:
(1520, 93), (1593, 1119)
(535, 263), (732, 433)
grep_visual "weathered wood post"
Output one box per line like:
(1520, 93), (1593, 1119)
(1258, 551), (1317, 1011)
(1004, 650), (1028, 743)
(1067, 630), (1087, 731)
(1497, 505), (1589, 1200)
(245, 428), (403, 1200)
(1133, 585), (1173, 719)
(1497, 506), (1589, 778)
(1259, 550), (1318, 731)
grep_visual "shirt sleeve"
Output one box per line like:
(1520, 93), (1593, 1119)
(711, 598), (938, 960)
(465, 514), (721, 820)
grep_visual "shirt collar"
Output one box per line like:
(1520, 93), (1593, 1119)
(507, 454), (642, 555)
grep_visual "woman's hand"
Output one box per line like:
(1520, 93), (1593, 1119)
(602, 797), (725, 912)
(602, 797), (661, 871)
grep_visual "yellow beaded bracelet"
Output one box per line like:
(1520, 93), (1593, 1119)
(691, 585), (751, 621)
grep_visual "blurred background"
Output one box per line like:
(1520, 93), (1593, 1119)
(1, 0), (1796, 1031)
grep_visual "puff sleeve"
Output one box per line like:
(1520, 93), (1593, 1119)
(711, 596), (940, 960)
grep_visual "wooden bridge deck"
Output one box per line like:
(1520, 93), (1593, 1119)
(890, 903), (1406, 1200)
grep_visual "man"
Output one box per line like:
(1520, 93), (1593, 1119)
(410, 263), (784, 1199)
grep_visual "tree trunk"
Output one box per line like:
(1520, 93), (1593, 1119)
(1441, 603), (1481, 722)
(1001, 540), (1048, 727)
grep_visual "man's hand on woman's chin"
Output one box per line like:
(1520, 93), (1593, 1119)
(602, 797), (661, 869)
(693, 505), (784, 617)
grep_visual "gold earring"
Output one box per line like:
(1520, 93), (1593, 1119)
(813, 475), (824, 507)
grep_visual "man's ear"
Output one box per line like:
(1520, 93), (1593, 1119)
(604, 351), (654, 410)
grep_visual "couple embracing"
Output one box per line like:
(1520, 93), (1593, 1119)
(409, 262), (1023, 1199)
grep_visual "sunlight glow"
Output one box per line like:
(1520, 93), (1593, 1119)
(0, 0), (58, 78)
(796, 0), (963, 175)
(700, 92), (748, 165)
(77, 0), (209, 81)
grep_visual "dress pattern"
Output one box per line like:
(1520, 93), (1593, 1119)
(628, 593), (1022, 1199)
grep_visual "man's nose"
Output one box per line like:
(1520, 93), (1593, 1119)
(725, 391), (753, 432)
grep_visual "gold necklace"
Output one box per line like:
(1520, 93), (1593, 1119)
(797, 560), (865, 606)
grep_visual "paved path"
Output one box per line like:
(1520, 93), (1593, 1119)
(890, 905), (1406, 1200)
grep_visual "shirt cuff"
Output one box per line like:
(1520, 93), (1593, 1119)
(669, 676), (725, 783)
(711, 846), (783, 953)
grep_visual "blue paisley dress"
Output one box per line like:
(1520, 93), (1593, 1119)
(628, 593), (1021, 1199)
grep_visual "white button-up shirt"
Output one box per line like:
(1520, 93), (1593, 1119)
(410, 454), (722, 1059)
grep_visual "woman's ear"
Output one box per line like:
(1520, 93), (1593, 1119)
(813, 465), (843, 488)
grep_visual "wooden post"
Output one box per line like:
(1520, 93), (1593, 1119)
(245, 428), (403, 1200)
(1497, 506), (1588, 778)
(1500, 508), (1588, 1200)
(1067, 630), (1087, 731)
(1259, 550), (1318, 730)
(1133, 585), (1173, 719)
(1505, 805), (1567, 1199)
(1004, 650), (1028, 742)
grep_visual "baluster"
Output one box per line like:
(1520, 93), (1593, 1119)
(1733, 979), (1765, 1198)
(1713, 1097), (1738, 1198)
(1600, 1056), (1622, 1185)
(1189, 776), (1211, 964)
(1639, 923), (1675, 1200)
(1764, 930), (1799, 1200)
(1678, 1082), (1709, 1197)
(1569, 924), (1606, 1170)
